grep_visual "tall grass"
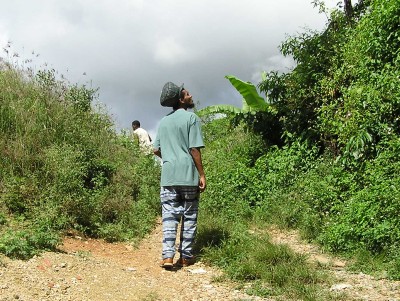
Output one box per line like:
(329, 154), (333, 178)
(197, 118), (340, 300)
(196, 214), (336, 300)
(0, 58), (160, 258)
(198, 114), (400, 300)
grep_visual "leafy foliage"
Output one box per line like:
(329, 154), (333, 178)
(199, 75), (282, 145)
(198, 75), (270, 117)
(199, 120), (335, 300)
(200, 118), (265, 220)
(257, 0), (400, 167)
(199, 0), (400, 282)
(0, 59), (160, 258)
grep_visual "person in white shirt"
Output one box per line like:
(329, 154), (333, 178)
(132, 120), (153, 155)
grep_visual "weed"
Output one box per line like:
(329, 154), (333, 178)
(142, 292), (160, 301)
(0, 55), (160, 259)
(74, 250), (92, 259)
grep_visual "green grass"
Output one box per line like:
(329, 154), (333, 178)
(0, 58), (160, 259)
(196, 214), (340, 301)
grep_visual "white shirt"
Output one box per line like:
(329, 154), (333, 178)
(133, 127), (152, 154)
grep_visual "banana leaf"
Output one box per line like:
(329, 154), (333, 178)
(197, 75), (275, 118)
(225, 75), (268, 111)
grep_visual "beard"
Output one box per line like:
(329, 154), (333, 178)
(187, 102), (195, 109)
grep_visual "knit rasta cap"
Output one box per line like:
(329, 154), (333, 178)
(160, 82), (184, 107)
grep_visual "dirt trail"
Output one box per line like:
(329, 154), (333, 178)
(0, 220), (399, 301)
(0, 220), (268, 301)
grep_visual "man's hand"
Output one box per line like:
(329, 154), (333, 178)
(199, 174), (206, 193)
(154, 149), (161, 158)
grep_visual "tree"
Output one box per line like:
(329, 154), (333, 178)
(344, 0), (353, 20)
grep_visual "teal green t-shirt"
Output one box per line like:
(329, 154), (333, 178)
(154, 109), (204, 187)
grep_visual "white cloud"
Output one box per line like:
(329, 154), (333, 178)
(154, 36), (189, 65)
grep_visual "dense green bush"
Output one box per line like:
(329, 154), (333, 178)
(0, 61), (160, 257)
(201, 112), (400, 279)
(198, 124), (335, 299)
(200, 118), (265, 220)
(316, 0), (400, 165)
(248, 0), (400, 278)
(0, 223), (60, 259)
(257, 0), (400, 167)
(320, 138), (400, 278)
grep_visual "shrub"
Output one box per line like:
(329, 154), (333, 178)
(0, 60), (160, 257)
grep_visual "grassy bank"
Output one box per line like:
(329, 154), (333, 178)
(0, 59), (160, 258)
(196, 117), (399, 300)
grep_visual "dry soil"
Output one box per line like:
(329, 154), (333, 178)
(0, 220), (399, 301)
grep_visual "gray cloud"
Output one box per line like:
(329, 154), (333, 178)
(0, 0), (338, 137)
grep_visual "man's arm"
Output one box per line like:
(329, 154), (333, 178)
(154, 149), (161, 158)
(190, 147), (206, 192)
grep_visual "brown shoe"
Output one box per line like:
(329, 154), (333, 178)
(160, 258), (173, 269)
(176, 257), (196, 267)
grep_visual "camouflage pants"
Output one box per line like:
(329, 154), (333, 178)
(160, 186), (199, 260)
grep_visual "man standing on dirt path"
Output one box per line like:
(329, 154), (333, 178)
(153, 82), (206, 269)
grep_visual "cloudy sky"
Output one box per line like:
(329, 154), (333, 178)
(0, 0), (340, 137)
